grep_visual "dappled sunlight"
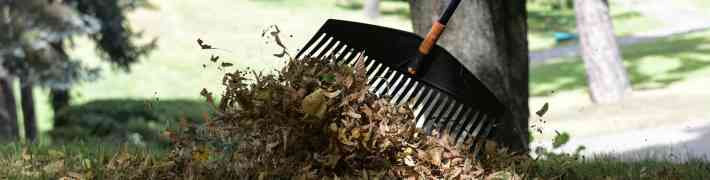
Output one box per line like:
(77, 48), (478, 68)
(531, 30), (710, 96)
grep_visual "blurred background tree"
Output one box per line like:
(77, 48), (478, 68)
(0, 0), (156, 142)
(574, 0), (631, 104)
(364, 0), (380, 19)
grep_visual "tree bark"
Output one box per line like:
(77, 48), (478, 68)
(20, 77), (37, 142)
(50, 89), (70, 113)
(0, 77), (19, 142)
(49, 41), (72, 126)
(574, 0), (631, 104)
(364, 0), (381, 19)
(410, 0), (530, 152)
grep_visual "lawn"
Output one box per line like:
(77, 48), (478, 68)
(15, 0), (672, 136)
(527, 1), (663, 51)
(1, 140), (708, 179)
(530, 29), (710, 96)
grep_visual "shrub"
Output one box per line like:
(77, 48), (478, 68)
(50, 99), (213, 145)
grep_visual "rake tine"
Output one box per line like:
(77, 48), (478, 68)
(295, 32), (325, 59)
(415, 92), (440, 128)
(329, 42), (347, 61)
(423, 96), (449, 133)
(384, 73), (405, 96)
(462, 113), (487, 144)
(307, 35), (332, 58)
(456, 111), (482, 144)
(430, 98), (455, 132)
(451, 108), (473, 141)
(395, 81), (419, 106)
(374, 71), (399, 96)
(370, 66), (392, 92)
(444, 103), (464, 135)
(389, 76), (412, 105)
(316, 39), (339, 59)
(367, 63), (389, 85)
(340, 49), (359, 65)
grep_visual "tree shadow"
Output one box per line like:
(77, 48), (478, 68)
(528, 8), (642, 33)
(530, 32), (710, 96)
(335, 0), (411, 20)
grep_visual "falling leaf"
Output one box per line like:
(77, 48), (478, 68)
(536, 102), (549, 117)
(197, 38), (213, 49)
(221, 62), (234, 67)
(210, 55), (219, 62)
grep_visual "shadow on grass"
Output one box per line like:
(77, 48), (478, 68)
(335, 1), (410, 20)
(530, 32), (710, 96)
(528, 8), (642, 33)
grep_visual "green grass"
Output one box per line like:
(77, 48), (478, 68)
(527, 1), (664, 51)
(1, 140), (707, 179)
(26, 0), (414, 135)
(12, 0), (675, 136)
(0, 140), (167, 179)
(530, 29), (710, 96)
(530, 156), (710, 179)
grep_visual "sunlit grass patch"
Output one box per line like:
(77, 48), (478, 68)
(531, 29), (710, 96)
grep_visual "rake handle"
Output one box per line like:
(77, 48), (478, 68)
(408, 0), (463, 75)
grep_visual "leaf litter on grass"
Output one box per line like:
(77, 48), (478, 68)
(145, 54), (508, 179)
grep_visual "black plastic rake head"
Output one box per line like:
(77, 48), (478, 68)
(295, 19), (506, 149)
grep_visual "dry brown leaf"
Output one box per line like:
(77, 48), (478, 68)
(302, 88), (328, 119)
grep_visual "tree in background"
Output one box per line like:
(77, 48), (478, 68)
(574, 0), (631, 104)
(364, 0), (380, 19)
(0, 69), (18, 141)
(409, 0), (530, 152)
(0, 0), (155, 142)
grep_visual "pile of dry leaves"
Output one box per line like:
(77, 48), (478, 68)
(0, 54), (531, 179)
(105, 56), (525, 179)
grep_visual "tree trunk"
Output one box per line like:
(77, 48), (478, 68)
(410, 0), (530, 152)
(20, 77), (37, 142)
(0, 77), (19, 141)
(574, 0), (631, 104)
(364, 0), (381, 19)
(49, 41), (72, 126)
(50, 89), (70, 113)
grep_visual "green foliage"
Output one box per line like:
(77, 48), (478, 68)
(529, 0), (574, 10)
(0, 0), (156, 89)
(50, 99), (212, 146)
(552, 131), (570, 149)
(69, 0), (158, 71)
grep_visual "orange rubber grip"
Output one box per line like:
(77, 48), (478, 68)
(418, 21), (446, 55)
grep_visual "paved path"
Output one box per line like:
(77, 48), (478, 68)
(529, 0), (710, 62)
(531, 119), (710, 162)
